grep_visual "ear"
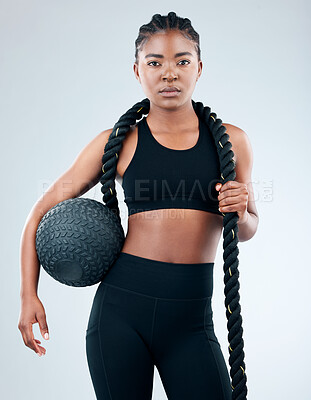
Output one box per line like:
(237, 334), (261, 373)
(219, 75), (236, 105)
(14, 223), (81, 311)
(133, 63), (141, 83)
(197, 60), (203, 81)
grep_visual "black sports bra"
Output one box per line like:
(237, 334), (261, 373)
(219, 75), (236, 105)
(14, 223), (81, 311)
(121, 116), (222, 216)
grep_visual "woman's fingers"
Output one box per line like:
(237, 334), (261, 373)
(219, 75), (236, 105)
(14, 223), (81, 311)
(23, 323), (45, 355)
(18, 297), (49, 356)
(34, 338), (46, 354)
(36, 311), (49, 342)
(19, 323), (39, 354)
(32, 330), (46, 355)
(36, 344), (46, 355)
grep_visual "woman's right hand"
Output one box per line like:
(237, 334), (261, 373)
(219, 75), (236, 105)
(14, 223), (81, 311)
(18, 295), (49, 356)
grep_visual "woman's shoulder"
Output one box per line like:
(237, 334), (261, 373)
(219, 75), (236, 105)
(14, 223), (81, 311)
(221, 123), (252, 166)
(222, 123), (246, 139)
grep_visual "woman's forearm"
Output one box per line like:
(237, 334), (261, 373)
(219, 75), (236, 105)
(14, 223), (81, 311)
(19, 176), (71, 299)
(19, 211), (44, 299)
(19, 168), (79, 299)
(237, 211), (259, 242)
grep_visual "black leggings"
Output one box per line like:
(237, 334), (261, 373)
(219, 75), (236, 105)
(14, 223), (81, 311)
(85, 252), (232, 400)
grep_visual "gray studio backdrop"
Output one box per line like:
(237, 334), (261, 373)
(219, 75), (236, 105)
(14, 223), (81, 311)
(1, 0), (310, 399)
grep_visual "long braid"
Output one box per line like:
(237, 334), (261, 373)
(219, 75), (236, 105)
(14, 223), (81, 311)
(99, 11), (248, 400)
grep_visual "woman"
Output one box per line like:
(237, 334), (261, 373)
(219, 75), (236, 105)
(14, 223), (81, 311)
(18, 11), (258, 400)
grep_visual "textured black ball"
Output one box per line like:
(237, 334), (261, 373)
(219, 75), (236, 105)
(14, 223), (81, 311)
(35, 198), (125, 287)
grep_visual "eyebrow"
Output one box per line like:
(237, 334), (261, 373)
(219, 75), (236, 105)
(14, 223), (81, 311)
(144, 51), (194, 59)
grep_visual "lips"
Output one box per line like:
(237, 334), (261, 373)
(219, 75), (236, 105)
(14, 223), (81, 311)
(160, 86), (180, 92)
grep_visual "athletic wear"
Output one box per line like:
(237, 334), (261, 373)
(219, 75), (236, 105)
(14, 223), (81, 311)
(122, 116), (222, 216)
(86, 252), (232, 400)
(85, 115), (230, 398)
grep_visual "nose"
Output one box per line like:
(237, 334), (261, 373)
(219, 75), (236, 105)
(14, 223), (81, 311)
(161, 64), (178, 81)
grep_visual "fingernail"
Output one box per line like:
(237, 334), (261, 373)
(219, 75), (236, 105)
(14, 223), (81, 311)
(37, 352), (42, 357)
(44, 333), (49, 340)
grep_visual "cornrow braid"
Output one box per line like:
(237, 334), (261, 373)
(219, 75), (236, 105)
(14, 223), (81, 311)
(135, 11), (201, 63)
(100, 11), (248, 400)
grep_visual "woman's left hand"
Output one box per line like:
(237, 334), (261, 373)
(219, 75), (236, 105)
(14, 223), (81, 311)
(215, 181), (249, 223)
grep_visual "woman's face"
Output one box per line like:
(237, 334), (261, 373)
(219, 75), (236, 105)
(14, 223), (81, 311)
(134, 30), (202, 108)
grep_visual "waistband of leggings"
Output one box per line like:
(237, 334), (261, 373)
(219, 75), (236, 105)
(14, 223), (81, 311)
(101, 252), (214, 300)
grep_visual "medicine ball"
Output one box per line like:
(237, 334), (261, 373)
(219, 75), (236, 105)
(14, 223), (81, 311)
(35, 198), (125, 287)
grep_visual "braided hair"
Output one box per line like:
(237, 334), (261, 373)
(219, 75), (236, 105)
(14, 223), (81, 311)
(100, 11), (247, 400)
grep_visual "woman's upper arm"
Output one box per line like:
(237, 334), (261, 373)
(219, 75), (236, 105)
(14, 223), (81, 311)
(35, 128), (113, 217)
(65, 128), (113, 196)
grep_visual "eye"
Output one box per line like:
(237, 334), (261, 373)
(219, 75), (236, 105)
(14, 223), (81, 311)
(147, 61), (160, 66)
(178, 59), (190, 65)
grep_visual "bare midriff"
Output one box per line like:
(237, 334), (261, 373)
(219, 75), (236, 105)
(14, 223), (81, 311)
(120, 208), (223, 264)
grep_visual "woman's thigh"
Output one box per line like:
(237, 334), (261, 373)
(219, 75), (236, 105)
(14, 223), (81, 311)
(85, 283), (156, 400)
(152, 297), (232, 400)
